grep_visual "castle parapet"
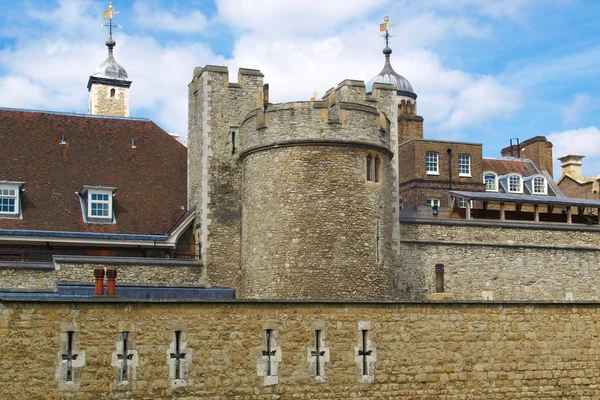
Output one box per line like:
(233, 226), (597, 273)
(240, 99), (391, 157)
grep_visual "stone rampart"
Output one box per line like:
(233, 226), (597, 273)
(3, 299), (600, 399)
(0, 257), (204, 290)
(399, 219), (600, 301)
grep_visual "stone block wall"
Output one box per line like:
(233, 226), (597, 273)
(399, 219), (600, 300)
(241, 145), (395, 300)
(3, 299), (600, 399)
(89, 84), (130, 117)
(188, 66), (264, 290)
(0, 258), (204, 290)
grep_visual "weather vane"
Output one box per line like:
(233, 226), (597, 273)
(101, 2), (122, 36)
(379, 15), (395, 47)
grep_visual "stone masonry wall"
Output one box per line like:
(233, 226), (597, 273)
(188, 66), (264, 290)
(399, 220), (600, 301)
(3, 299), (600, 399)
(241, 145), (395, 299)
(90, 84), (130, 117)
(0, 260), (204, 290)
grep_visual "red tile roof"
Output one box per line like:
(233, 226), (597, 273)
(482, 158), (540, 177)
(0, 108), (187, 235)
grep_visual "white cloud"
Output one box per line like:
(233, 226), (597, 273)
(561, 93), (595, 125)
(216, 0), (387, 35)
(548, 126), (600, 178)
(132, 2), (208, 33)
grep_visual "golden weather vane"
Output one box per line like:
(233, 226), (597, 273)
(101, 2), (122, 36)
(379, 15), (395, 47)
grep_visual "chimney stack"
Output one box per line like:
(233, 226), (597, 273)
(94, 267), (105, 296)
(558, 154), (584, 180)
(106, 267), (117, 296)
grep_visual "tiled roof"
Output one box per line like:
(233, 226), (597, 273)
(0, 108), (187, 235)
(482, 157), (540, 177)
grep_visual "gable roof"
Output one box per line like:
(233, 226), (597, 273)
(0, 107), (187, 236)
(482, 157), (540, 177)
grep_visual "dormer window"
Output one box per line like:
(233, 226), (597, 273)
(0, 182), (24, 218)
(483, 172), (498, 192)
(532, 176), (547, 195)
(508, 174), (523, 193)
(80, 186), (117, 223)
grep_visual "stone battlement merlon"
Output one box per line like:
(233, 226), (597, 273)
(240, 99), (390, 153)
(190, 65), (264, 91)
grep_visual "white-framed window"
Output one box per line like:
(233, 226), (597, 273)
(426, 152), (439, 175)
(82, 186), (117, 221)
(483, 171), (498, 192)
(508, 174), (523, 193)
(458, 198), (473, 209)
(0, 185), (18, 214)
(532, 175), (547, 195)
(89, 191), (111, 218)
(426, 197), (440, 208)
(458, 154), (471, 177)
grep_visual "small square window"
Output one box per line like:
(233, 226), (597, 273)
(426, 197), (440, 208)
(533, 176), (547, 195)
(426, 152), (439, 175)
(508, 175), (523, 193)
(84, 187), (115, 221)
(0, 183), (22, 215)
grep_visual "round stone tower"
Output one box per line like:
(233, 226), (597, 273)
(238, 84), (396, 300)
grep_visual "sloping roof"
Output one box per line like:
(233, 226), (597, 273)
(449, 190), (600, 208)
(0, 108), (187, 236)
(482, 157), (540, 177)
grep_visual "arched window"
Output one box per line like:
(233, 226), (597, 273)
(366, 154), (373, 181)
(508, 174), (523, 193)
(483, 171), (498, 192)
(532, 175), (547, 195)
(374, 155), (380, 182)
(231, 131), (236, 154)
(110, 88), (116, 98)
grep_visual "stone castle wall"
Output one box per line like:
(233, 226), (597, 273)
(0, 258), (204, 290)
(399, 219), (600, 301)
(3, 299), (600, 399)
(188, 66), (264, 290)
(89, 84), (130, 117)
(241, 145), (395, 299)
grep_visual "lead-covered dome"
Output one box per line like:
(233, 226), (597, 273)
(366, 46), (416, 99)
(91, 37), (129, 80)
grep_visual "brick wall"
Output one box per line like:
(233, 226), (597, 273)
(3, 299), (600, 398)
(398, 140), (484, 209)
(501, 136), (553, 176)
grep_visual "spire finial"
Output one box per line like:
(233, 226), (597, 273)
(101, 2), (122, 51)
(379, 15), (395, 57)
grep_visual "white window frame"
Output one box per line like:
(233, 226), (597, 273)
(508, 174), (523, 194)
(458, 198), (473, 209)
(426, 152), (439, 175)
(426, 197), (440, 208)
(532, 175), (548, 195)
(458, 154), (471, 177)
(87, 189), (113, 219)
(0, 183), (20, 215)
(483, 171), (498, 192)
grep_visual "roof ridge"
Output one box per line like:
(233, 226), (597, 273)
(0, 106), (150, 122)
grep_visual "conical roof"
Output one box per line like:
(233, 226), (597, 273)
(366, 46), (416, 99)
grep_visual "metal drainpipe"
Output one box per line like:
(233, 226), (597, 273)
(447, 148), (453, 190)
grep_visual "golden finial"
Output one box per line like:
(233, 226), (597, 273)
(310, 91), (318, 101)
(102, 2), (122, 35)
(379, 15), (395, 47)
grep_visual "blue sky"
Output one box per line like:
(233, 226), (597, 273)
(1, 0), (599, 179)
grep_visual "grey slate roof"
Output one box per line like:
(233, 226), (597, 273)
(449, 190), (600, 208)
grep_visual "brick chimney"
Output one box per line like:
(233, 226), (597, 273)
(558, 154), (584, 180)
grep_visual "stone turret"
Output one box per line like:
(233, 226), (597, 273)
(188, 68), (400, 300)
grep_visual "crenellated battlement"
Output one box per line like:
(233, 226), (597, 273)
(239, 98), (391, 157)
